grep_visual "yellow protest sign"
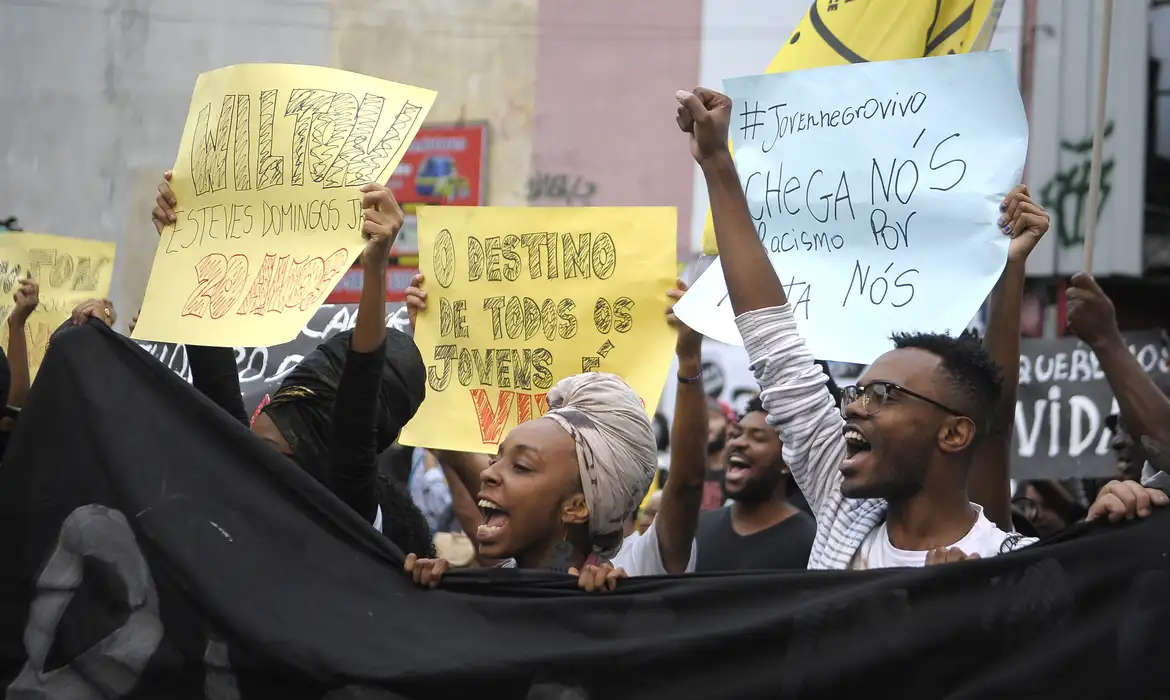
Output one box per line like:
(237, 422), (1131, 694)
(401, 207), (678, 453)
(133, 63), (436, 346)
(0, 233), (116, 377)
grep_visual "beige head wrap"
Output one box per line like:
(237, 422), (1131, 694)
(542, 372), (657, 559)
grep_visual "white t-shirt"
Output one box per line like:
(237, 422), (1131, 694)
(608, 520), (697, 576)
(849, 504), (1036, 570)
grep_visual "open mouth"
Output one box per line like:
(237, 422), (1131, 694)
(725, 453), (753, 484)
(477, 498), (509, 541)
(842, 426), (872, 471)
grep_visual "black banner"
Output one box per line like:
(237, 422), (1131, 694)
(1, 323), (1168, 698)
(1012, 331), (1169, 479)
(135, 303), (402, 417)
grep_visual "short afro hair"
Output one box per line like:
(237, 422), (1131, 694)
(890, 332), (1003, 433)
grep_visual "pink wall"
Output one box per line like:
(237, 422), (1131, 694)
(532, 0), (703, 258)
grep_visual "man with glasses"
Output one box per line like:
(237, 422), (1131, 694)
(676, 86), (1041, 569)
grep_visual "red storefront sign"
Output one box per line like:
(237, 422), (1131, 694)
(387, 124), (487, 207)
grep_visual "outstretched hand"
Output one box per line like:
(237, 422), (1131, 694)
(675, 88), (733, 165)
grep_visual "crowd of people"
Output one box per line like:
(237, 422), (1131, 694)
(3, 86), (1168, 600)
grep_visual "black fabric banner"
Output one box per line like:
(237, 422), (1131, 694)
(1012, 331), (1169, 479)
(2, 323), (1169, 699)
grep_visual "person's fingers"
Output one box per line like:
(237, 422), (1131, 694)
(666, 288), (684, 301)
(164, 170), (173, 182)
(675, 278), (690, 293)
(591, 566), (610, 592)
(1011, 212), (1049, 238)
(411, 273), (424, 287)
(675, 90), (709, 124)
(605, 567), (626, 591)
(966, 552), (981, 560)
(1110, 481), (1141, 519)
(567, 567), (580, 577)
(1088, 493), (1126, 523)
(429, 558), (449, 588)
(1149, 488), (1170, 508)
(404, 553), (418, 574)
(1070, 271), (1105, 295)
(676, 104), (695, 134)
(156, 181), (176, 222)
(944, 548), (965, 564)
(925, 547), (945, 565)
(1119, 480), (1152, 517)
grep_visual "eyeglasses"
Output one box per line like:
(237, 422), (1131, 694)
(839, 380), (964, 418)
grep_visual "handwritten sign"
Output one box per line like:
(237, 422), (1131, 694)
(1013, 331), (1169, 480)
(0, 233), (116, 377)
(674, 51), (1027, 364)
(133, 64), (436, 347)
(400, 207), (678, 453)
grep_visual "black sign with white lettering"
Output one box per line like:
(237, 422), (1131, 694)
(1012, 331), (1169, 479)
(136, 303), (401, 418)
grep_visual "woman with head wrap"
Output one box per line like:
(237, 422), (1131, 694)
(401, 277), (703, 591)
(148, 173), (434, 558)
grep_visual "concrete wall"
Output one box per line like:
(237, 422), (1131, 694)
(0, 0), (334, 325)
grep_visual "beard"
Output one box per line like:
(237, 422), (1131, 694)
(842, 438), (930, 501)
(726, 464), (785, 505)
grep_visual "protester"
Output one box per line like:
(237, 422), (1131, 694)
(401, 276), (700, 590)
(149, 172), (435, 558)
(676, 86), (1042, 568)
(1067, 272), (1170, 491)
(694, 398), (816, 571)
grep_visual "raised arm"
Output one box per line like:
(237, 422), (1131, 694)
(970, 186), (1050, 530)
(1067, 273), (1170, 452)
(651, 280), (706, 573)
(6, 274), (38, 413)
(150, 171), (249, 425)
(675, 89), (785, 315)
(676, 88), (843, 516)
(328, 183), (400, 524)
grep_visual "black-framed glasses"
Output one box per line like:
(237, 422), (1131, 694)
(839, 380), (964, 417)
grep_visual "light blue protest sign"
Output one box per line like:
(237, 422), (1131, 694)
(674, 50), (1027, 365)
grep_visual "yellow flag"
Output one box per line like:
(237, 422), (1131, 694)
(134, 64), (436, 346)
(0, 233), (117, 377)
(700, 0), (1004, 254)
(400, 206), (677, 453)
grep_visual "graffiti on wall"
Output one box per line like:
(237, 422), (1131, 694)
(1039, 121), (1115, 248)
(526, 171), (597, 205)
